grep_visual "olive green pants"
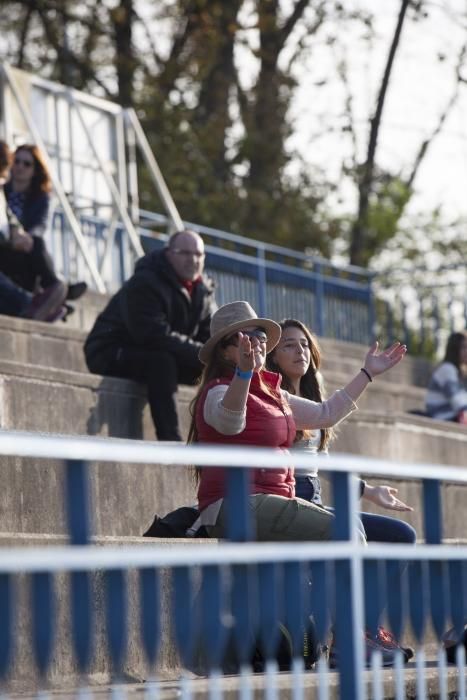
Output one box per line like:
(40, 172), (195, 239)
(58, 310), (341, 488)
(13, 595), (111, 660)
(207, 493), (366, 542)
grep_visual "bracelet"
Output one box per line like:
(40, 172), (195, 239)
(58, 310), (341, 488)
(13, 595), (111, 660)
(235, 366), (253, 380)
(360, 367), (373, 382)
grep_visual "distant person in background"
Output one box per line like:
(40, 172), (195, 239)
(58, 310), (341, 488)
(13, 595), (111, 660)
(266, 318), (416, 544)
(0, 144), (86, 313)
(0, 141), (67, 322)
(425, 331), (467, 423)
(84, 229), (217, 441)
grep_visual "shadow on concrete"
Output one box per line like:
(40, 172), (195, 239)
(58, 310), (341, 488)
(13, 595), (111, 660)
(86, 375), (148, 440)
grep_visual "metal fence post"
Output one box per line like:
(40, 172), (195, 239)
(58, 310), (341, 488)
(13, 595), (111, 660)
(314, 262), (324, 337)
(256, 245), (267, 317)
(331, 471), (365, 699)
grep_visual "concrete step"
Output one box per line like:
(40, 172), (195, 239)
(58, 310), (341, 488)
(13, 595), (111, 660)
(0, 453), (196, 537)
(6, 659), (463, 699)
(333, 410), (467, 467)
(0, 359), (190, 439)
(325, 372), (426, 413)
(0, 358), (427, 441)
(0, 312), (434, 388)
(320, 337), (434, 389)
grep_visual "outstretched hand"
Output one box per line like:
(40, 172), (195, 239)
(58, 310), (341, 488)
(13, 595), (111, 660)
(363, 484), (413, 512)
(363, 341), (407, 379)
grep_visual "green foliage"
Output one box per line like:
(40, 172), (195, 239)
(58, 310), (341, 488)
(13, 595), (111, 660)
(0, 0), (463, 273)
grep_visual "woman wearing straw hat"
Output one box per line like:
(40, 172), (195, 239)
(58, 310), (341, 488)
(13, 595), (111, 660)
(188, 301), (407, 541)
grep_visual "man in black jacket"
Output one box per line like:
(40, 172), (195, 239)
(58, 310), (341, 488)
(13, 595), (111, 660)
(84, 229), (217, 440)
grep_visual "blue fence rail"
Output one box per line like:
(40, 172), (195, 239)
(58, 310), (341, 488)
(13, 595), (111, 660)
(0, 432), (466, 698)
(49, 209), (375, 345)
(49, 207), (466, 356)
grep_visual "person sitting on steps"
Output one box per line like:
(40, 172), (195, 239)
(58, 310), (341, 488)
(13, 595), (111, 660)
(0, 143), (87, 320)
(84, 229), (217, 441)
(0, 141), (67, 322)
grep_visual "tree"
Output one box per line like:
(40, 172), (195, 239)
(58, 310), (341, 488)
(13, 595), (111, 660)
(0, 1), (465, 271)
(347, 0), (467, 267)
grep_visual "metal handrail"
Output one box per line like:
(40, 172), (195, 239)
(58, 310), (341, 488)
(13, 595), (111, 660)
(2, 64), (107, 292)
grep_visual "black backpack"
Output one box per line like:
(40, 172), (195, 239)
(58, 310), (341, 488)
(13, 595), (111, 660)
(143, 506), (209, 538)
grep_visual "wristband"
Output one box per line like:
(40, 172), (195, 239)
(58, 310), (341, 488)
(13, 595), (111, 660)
(235, 367), (253, 380)
(360, 367), (373, 382)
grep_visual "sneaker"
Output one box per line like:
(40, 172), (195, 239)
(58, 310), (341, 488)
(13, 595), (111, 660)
(66, 281), (87, 301)
(22, 281), (68, 321)
(374, 626), (414, 662)
(328, 629), (412, 669)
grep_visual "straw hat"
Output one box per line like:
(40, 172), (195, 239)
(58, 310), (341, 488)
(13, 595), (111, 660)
(199, 301), (281, 364)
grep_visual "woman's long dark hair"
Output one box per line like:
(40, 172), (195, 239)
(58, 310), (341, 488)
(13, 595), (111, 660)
(444, 331), (467, 371)
(14, 144), (52, 195)
(266, 319), (333, 452)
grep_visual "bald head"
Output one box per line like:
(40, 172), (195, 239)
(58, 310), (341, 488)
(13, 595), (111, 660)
(166, 229), (205, 281)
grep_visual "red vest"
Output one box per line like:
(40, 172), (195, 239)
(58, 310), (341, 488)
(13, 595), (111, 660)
(196, 370), (296, 511)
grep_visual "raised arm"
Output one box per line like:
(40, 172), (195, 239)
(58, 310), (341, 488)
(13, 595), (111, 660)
(289, 340), (407, 430)
(342, 341), (407, 402)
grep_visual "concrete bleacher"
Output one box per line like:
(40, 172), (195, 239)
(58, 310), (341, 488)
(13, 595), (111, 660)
(1, 309), (467, 541)
(1, 303), (466, 692)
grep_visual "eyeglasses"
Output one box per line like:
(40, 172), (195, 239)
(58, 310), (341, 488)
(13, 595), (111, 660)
(170, 248), (205, 259)
(14, 158), (34, 168)
(221, 328), (268, 347)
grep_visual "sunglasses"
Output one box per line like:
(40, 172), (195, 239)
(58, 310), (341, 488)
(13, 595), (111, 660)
(221, 328), (268, 348)
(14, 158), (34, 168)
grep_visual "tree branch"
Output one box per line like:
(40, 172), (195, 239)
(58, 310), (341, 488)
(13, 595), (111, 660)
(406, 41), (467, 189)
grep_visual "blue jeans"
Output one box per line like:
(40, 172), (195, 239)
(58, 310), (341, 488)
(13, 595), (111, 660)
(295, 474), (416, 544)
(0, 272), (30, 316)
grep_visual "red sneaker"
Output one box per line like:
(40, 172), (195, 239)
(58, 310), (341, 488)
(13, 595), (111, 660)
(328, 628), (414, 669)
(373, 626), (414, 662)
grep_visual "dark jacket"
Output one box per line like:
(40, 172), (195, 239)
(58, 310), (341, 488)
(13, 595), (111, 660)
(4, 182), (50, 233)
(84, 248), (217, 369)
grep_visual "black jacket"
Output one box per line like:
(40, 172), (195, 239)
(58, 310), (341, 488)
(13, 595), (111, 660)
(84, 248), (216, 368)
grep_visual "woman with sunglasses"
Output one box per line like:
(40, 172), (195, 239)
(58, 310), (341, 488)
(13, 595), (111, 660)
(0, 144), (86, 315)
(266, 318), (416, 544)
(189, 301), (407, 542)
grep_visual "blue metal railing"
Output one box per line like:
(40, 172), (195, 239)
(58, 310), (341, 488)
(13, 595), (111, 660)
(49, 209), (375, 344)
(0, 431), (466, 698)
(47, 206), (465, 354)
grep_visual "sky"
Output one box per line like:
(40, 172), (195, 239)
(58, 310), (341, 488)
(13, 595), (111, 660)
(117, 0), (467, 225)
(286, 0), (467, 223)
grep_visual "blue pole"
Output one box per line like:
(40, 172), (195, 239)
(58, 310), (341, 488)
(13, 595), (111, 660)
(256, 245), (267, 316)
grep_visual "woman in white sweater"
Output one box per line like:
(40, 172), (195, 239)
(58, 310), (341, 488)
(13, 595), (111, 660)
(425, 331), (467, 422)
(266, 318), (416, 544)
